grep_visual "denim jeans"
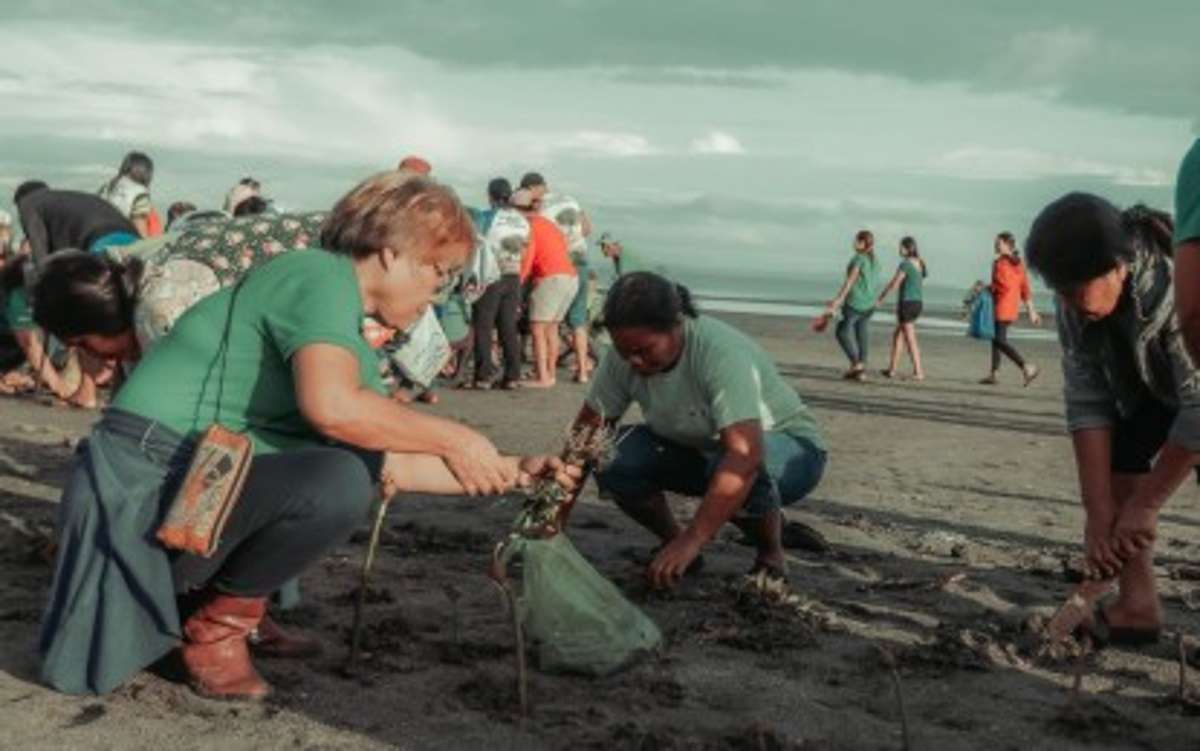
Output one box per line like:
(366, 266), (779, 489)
(835, 306), (873, 365)
(596, 424), (827, 518)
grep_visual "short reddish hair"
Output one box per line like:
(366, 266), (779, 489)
(321, 173), (473, 263)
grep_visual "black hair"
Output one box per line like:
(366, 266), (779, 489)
(116, 151), (154, 187)
(519, 172), (546, 189)
(1024, 192), (1156, 291)
(31, 251), (143, 339)
(900, 235), (927, 278)
(13, 180), (48, 206)
(601, 271), (698, 333)
(166, 201), (197, 228)
(487, 177), (512, 205)
(233, 195), (269, 217)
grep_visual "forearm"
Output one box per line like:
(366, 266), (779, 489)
(830, 272), (859, 307)
(1072, 428), (1116, 523)
(685, 453), (759, 543)
(14, 329), (66, 395)
(1134, 441), (1197, 511)
(317, 385), (474, 457)
(132, 215), (151, 238)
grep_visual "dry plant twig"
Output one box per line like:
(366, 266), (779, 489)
(876, 645), (912, 751)
(345, 496), (390, 672)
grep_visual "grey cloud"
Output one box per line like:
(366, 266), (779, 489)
(606, 68), (787, 90)
(16, 0), (1193, 120)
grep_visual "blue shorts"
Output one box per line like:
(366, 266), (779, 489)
(565, 261), (590, 329)
(596, 424), (827, 518)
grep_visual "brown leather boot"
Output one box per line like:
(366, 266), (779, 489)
(181, 593), (272, 701)
(249, 614), (323, 659)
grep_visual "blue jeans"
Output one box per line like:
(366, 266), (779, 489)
(596, 425), (827, 518)
(835, 306), (873, 365)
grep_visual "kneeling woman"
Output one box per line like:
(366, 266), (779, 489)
(1026, 193), (1197, 645)
(570, 272), (827, 589)
(39, 174), (570, 699)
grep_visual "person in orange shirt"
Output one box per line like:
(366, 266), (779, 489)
(512, 189), (578, 387)
(981, 231), (1042, 386)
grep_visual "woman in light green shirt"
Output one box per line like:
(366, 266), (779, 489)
(876, 235), (927, 380)
(824, 229), (879, 381)
(570, 272), (827, 589)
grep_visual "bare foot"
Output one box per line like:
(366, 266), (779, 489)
(523, 379), (556, 389)
(1022, 364), (1041, 387)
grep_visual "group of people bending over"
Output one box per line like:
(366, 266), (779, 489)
(15, 138), (1200, 707)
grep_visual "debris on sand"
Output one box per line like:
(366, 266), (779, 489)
(1047, 699), (1148, 745)
(585, 720), (820, 750)
(0, 511), (56, 565)
(733, 569), (842, 633)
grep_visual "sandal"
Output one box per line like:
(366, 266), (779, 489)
(780, 520), (831, 553)
(1074, 607), (1162, 648)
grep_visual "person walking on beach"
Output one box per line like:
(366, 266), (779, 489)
(512, 188), (578, 388)
(1172, 139), (1200, 364)
(1026, 193), (1197, 646)
(980, 231), (1041, 386)
(875, 236), (926, 381)
(98, 151), (161, 238)
(823, 230), (879, 381)
(568, 272), (827, 588)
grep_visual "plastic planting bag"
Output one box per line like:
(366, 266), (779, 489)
(500, 534), (662, 677)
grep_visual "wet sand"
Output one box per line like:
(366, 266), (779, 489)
(2, 312), (1199, 750)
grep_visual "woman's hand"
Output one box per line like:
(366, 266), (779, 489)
(515, 455), (583, 491)
(1028, 309), (1042, 327)
(443, 427), (517, 495)
(647, 530), (705, 589)
(1083, 514), (1121, 579)
(1111, 503), (1158, 560)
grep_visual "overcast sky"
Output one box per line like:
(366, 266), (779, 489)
(2, 1), (1196, 293)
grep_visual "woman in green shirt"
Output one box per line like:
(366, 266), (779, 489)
(570, 272), (827, 589)
(876, 235), (927, 380)
(38, 173), (574, 700)
(824, 230), (879, 381)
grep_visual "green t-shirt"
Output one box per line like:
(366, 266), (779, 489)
(3, 286), (34, 331)
(586, 315), (825, 451)
(1175, 139), (1200, 246)
(114, 250), (386, 453)
(899, 258), (924, 303)
(845, 253), (879, 311)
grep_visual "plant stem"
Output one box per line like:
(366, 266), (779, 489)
(347, 497), (389, 672)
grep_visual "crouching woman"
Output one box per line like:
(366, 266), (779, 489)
(569, 272), (827, 589)
(1026, 193), (1198, 645)
(39, 174), (572, 699)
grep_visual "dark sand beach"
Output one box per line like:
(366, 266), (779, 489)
(2, 311), (1198, 750)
